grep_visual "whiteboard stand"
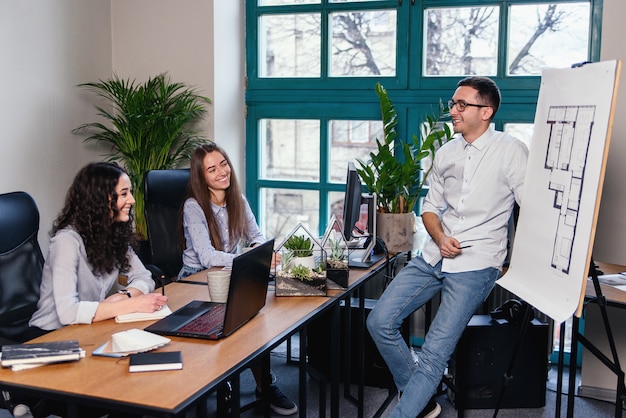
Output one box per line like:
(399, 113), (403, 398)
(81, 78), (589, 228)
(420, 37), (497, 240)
(556, 256), (626, 418)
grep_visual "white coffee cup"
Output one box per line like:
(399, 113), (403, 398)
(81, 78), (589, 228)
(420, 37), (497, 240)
(206, 270), (231, 303)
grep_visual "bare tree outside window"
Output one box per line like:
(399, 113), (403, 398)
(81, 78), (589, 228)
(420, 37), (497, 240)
(424, 6), (499, 76)
(331, 11), (397, 76)
(424, 3), (591, 77)
(508, 3), (590, 75)
(259, 14), (321, 77)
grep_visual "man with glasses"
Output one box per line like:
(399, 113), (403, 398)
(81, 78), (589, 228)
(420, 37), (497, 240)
(367, 76), (529, 418)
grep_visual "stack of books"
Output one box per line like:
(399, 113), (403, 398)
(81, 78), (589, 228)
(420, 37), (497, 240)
(1, 340), (85, 370)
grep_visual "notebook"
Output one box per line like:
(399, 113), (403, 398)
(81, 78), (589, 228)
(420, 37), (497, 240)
(145, 239), (274, 340)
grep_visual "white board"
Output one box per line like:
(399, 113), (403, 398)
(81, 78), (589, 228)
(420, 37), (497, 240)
(497, 60), (621, 324)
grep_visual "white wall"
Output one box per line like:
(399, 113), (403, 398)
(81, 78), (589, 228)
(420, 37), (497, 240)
(0, 0), (112, 252)
(593, 0), (626, 265)
(110, 0), (245, 181)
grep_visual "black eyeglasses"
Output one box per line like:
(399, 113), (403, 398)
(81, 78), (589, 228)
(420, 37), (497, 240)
(447, 99), (490, 112)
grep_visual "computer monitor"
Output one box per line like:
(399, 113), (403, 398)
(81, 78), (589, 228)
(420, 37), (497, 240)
(342, 162), (364, 243)
(342, 162), (382, 268)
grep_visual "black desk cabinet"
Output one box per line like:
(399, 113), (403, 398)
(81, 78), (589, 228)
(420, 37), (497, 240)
(448, 314), (549, 409)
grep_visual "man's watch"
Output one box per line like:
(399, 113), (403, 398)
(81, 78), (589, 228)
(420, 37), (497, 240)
(118, 289), (132, 298)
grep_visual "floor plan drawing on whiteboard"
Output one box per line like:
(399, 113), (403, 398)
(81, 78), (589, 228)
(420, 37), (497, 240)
(545, 105), (596, 274)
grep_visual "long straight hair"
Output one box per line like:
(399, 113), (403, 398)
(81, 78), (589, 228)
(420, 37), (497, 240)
(187, 142), (247, 251)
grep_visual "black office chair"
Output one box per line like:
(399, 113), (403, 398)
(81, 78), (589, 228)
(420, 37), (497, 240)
(0, 192), (44, 416)
(0, 191), (44, 346)
(143, 169), (190, 286)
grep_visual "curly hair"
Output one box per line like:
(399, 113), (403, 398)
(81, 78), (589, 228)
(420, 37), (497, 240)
(51, 162), (136, 275)
(187, 142), (247, 251)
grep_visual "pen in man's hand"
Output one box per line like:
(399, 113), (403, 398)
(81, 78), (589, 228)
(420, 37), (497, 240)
(460, 245), (472, 249)
(160, 275), (166, 296)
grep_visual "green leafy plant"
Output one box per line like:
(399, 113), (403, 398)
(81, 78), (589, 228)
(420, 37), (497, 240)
(356, 82), (453, 214)
(290, 264), (313, 281)
(284, 235), (314, 257)
(327, 236), (348, 269)
(73, 73), (211, 239)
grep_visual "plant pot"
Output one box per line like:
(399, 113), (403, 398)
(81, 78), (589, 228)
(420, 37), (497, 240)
(286, 255), (316, 271)
(376, 212), (414, 254)
(326, 268), (349, 288)
(275, 271), (327, 296)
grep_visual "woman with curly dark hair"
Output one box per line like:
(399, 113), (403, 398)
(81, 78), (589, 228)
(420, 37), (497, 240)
(28, 162), (167, 336)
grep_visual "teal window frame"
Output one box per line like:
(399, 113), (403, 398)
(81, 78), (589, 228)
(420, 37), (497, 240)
(245, 0), (603, 238)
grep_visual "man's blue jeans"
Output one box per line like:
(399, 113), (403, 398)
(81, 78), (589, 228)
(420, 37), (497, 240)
(367, 256), (500, 418)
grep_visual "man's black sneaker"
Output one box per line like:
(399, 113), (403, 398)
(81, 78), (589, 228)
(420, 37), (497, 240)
(256, 383), (298, 416)
(416, 399), (441, 418)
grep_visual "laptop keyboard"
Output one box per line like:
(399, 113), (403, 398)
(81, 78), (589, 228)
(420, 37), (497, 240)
(178, 304), (226, 335)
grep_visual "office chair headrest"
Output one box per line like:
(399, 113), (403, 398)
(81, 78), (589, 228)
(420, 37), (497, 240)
(144, 169), (190, 208)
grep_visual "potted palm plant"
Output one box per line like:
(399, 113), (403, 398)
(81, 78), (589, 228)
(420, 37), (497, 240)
(356, 82), (453, 253)
(72, 73), (211, 242)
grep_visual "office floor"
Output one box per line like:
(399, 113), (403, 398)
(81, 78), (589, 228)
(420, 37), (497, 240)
(173, 338), (620, 418)
(236, 339), (620, 418)
(0, 340), (619, 418)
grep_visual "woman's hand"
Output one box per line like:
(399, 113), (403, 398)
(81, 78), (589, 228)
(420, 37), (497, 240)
(96, 292), (168, 322)
(132, 293), (169, 313)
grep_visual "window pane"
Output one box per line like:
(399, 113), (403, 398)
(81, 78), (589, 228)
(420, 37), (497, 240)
(507, 3), (590, 75)
(259, 14), (321, 77)
(331, 10), (397, 77)
(260, 119), (320, 181)
(504, 123), (534, 150)
(261, 188), (320, 244)
(424, 6), (499, 76)
(259, 0), (319, 5)
(328, 119), (383, 183)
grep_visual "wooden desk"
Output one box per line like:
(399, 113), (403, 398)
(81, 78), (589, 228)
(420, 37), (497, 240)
(0, 262), (387, 417)
(0, 282), (330, 417)
(586, 261), (626, 305)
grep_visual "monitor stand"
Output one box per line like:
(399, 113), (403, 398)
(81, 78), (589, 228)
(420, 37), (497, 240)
(348, 249), (384, 269)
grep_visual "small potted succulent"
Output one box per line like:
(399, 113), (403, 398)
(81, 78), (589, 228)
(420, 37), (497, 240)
(275, 223), (327, 296)
(283, 234), (316, 270)
(325, 231), (349, 288)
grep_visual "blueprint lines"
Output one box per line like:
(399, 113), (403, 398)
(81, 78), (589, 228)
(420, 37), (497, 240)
(545, 106), (596, 274)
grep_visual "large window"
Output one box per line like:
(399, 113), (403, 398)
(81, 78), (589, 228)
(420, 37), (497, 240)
(245, 0), (601, 244)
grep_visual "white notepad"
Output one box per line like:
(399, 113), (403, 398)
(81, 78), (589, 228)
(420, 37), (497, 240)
(92, 329), (171, 358)
(115, 305), (172, 323)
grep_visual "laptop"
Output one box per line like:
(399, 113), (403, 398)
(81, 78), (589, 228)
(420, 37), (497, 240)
(145, 239), (274, 340)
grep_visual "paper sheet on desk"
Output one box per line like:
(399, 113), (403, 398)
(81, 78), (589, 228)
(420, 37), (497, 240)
(92, 329), (170, 358)
(596, 273), (626, 287)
